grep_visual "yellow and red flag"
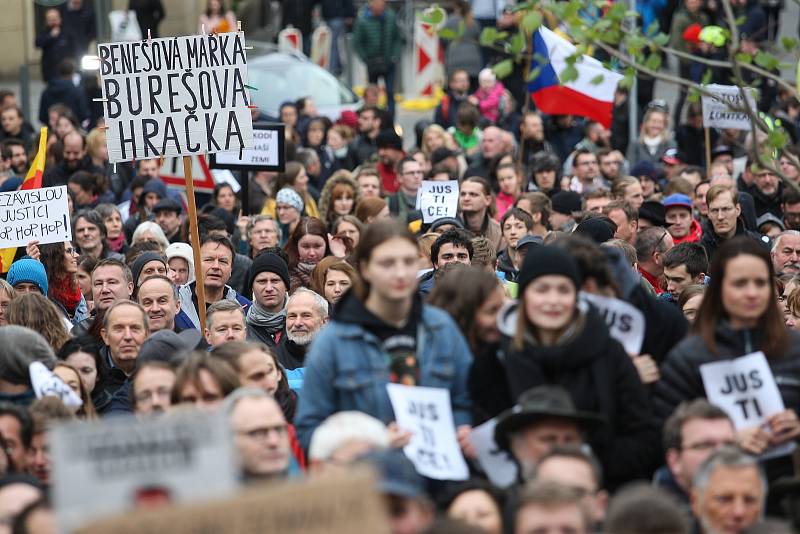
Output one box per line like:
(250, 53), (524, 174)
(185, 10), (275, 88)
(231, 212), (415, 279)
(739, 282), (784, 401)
(0, 127), (47, 272)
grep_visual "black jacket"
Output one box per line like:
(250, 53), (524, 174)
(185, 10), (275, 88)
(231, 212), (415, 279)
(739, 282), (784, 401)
(700, 218), (766, 264)
(42, 156), (103, 188)
(39, 78), (90, 126)
(498, 303), (661, 489)
(35, 29), (75, 83)
(654, 323), (800, 420)
(469, 342), (513, 425)
(748, 183), (783, 220)
(275, 338), (308, 370)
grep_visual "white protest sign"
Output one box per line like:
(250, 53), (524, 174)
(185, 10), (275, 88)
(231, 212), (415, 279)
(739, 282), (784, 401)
(415, 180), (459, 223)
(51, 410), (239, 533)
(212, 124), (285, 171)
(29, 362), (82, 408)
(470, 418), (518, 488)
(98, 32), (254, 164)
(386, 384), (469, 481)
(700, 351), (795, 459)
(580, 292), (645, 355)
(0, 186), (71, 248)
(701, 84), (759, 130)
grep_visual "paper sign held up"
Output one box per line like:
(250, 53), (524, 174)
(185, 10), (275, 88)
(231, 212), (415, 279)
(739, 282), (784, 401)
(470, 418), (518, 488)
(700, 351), (795, 459)
(701, 84), (759, 130)
(386, 384), (469, 481)
(580, 292), (645, 355)
(0, 186), (71, 249)
(98, 32), (254, 164)
(415, 180), (459, 224)
(212, 123), (286, 171)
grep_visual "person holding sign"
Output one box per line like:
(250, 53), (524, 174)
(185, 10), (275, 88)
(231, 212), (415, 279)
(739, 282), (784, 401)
(497, 244), (660, 489)
(294, 221), (473, 450)
(655, 238), (800, 475)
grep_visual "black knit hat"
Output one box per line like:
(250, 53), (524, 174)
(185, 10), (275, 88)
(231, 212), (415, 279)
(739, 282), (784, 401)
(131, 252), (167, 286)
(574, 217), (616, 244)
(376, 130), (404, 151)
(248, 252), (290, 292)
(550, 191), (582, 216)
(518, 245), (581, 292)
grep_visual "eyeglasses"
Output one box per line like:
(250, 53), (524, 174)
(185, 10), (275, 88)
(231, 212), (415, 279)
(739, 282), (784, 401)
(653, 230), (669, 252)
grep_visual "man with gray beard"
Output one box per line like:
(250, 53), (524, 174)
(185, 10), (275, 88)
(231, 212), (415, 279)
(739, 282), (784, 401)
(275, 288), (329, 370)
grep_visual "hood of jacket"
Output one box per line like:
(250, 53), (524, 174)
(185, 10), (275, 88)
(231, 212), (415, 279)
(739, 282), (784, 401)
(672, 218), (703, 245)
(318, 172), (362, 224)
(139, 177), (168, 205)
(333, 289), (422, 329)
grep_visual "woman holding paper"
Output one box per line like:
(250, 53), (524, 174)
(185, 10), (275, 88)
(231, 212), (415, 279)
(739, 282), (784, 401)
(199, 0), (236, 34)
(655, 237), (800, 459)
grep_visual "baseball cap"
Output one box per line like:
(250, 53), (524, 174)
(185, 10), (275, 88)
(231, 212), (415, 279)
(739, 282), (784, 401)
(662, 148), (682, 165)
(662, 193), (693, 211)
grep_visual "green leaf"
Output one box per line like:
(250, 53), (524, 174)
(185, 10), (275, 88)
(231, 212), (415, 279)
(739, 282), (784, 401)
(527, 66), (543, 82)
(492, 59), (514, 79)
(701, 69), (713, 85)
(607, 3), (627, 20)
(644, 53), (662, 71)
(734, 15), (747, 26)
(754, 50), (779, 70)
(624, 10), (639, 18)
(781, 37), (799, 52)
(458, 19), (465, 36)
(687, 88), (701, 103)
(768, 128), (788, 149)
(479, 27), (498, 47)
(438, 28), (457, 40)
(425, 6), (445, 25)
(652, 33), (670, 47)
(560, 64), (579, 83)
(646, 20), (659, 36)
(590, 74), (605, 85)
(522, 11), (543, 34)
(510, 32), (526, 54)
(735, 52), (753, 64)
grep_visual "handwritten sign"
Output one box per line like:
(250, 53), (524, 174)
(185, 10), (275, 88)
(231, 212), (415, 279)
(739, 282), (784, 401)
(98, 32), (254, 164)
(51, 410), (238, 533)
(580, 292), (645, 355)
(386, 384), (469, 481)
(77, 470), (389, 534)
(29, 362), (82, 408)
(700, 351), (795, 459)
(0, 186), (71, 248)
(701, 84), (759, 130)
(470, 418), (518, 488)
(211, 123), (285, 171)
(415, 180), (459, 224)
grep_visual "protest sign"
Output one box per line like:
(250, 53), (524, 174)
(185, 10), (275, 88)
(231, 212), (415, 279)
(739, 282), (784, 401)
(29, 362), (82, 408)
(51, 410), (238, 533)
(211, 123), (286, 171)
(470, 418), (518, 488)
(701, 84), (759, 130)
(700, 351), (795, 459)
(77, 470), (389, 534)
(386, 384), (469, 480)
(0, 186), (71, 249)
(415, 180), (459, 224)
(98, 32), (254, 164)
(580, 292), (645, 355)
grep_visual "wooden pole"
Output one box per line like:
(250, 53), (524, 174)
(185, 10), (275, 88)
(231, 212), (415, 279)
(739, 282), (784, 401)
(704, 127), (712, 174)
(183, 155), (207, 331)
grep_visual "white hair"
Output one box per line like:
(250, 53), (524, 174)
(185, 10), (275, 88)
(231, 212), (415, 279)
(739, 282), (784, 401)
(132, 221), (170, 250)
(288, 287), (329, 319)
(771, 230), (800, 253)
(308, 411), (389, 461)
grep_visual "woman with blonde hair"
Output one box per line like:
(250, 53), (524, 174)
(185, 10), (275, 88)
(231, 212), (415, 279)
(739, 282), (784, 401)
(628, 105), (677, 166)
(7, 293), (71, 353)
(0, 280), (15, 327)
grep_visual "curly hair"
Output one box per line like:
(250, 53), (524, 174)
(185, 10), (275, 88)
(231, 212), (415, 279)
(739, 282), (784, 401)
(7, 293), (71, 353)
(39, 242), (76, 292)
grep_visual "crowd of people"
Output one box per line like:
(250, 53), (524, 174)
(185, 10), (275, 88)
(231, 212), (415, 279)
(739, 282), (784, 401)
(2, 0), (800, 532)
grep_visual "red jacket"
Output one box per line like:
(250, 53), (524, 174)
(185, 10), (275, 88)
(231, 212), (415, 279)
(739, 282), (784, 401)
(378, 162), (399, 194)
(639, 267), (664, 295)
(671, 219), (703, 245)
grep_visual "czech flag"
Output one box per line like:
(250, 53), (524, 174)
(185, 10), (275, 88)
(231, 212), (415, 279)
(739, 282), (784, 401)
(528, 27), (623, 127)
(0, 127), (47, 272)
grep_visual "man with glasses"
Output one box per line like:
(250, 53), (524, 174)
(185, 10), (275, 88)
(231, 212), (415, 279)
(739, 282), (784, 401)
(781, 189), (800, 231)
(226, 388), (291, 482)
(569, 148), (608, 194)
(654, 399), (735, 507)
(245, 216), (280, 259)
(388, 157), (424, 222)
(598, 148), (626, 183)
(132, 361), (176, 415)
(701, 184), (764, 262)
(635, 226), (674, 295)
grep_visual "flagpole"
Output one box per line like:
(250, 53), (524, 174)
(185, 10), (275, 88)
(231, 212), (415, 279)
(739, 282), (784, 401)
(519, 32), (533, 171)
(183, 156), (207, 332)
(627, 0), (638, 155)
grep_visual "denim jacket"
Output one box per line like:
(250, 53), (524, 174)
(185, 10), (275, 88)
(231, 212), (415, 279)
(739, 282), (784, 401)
(294, 305), (473, 449)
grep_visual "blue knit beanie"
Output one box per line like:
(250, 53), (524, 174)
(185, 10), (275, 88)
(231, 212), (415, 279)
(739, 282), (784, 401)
(7, 258), (48, 295)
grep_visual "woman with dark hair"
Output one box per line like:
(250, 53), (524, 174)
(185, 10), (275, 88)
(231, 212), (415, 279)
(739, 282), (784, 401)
(261, 162), (321, 220)
(294, 220), (474, 450)
(441, 478), (504, 534)
(53, 362), (97, 419)
(498, 244), (659, 489)
(284, 217), (347, 292)
(171, 352), (240, 411)
(428, 265), (508, 424)
(7, 294), (70, 354)
(198, 0), (235, 33)
(655, 237), (800, 457)
(31, 241), (88, 324)
(95, 204), (127, 255)
(212, 183), (239, 220)
(303, 117), (338, 187)
(318, 171), (361, 230)
(57, 336), (104, 403)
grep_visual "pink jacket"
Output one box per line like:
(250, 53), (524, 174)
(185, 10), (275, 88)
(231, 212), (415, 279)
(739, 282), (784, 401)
(473, 82), (506, 123)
